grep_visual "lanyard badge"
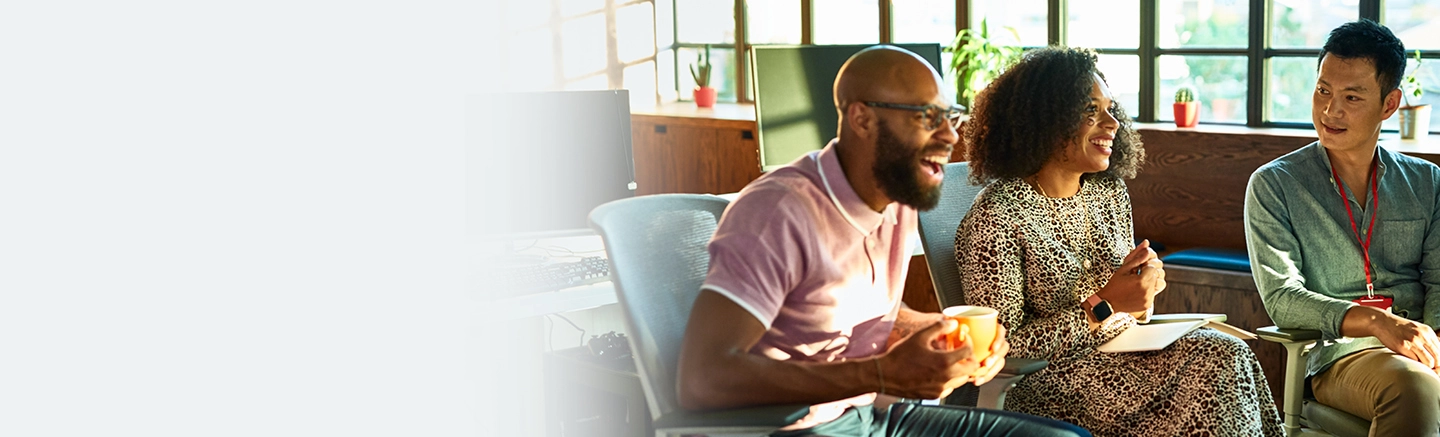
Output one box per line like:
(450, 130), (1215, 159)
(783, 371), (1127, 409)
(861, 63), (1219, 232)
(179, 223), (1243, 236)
(1356, 294), (1394, 310)
(1356, 282), (1393, 311)
(1332, 161), (1391, 312)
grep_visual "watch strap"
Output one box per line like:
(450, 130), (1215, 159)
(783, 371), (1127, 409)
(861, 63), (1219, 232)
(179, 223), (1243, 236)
(1083, 294), (1114, 321)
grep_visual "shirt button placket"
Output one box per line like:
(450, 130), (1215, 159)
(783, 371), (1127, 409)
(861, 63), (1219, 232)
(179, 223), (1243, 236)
(866, 234), (879, 283)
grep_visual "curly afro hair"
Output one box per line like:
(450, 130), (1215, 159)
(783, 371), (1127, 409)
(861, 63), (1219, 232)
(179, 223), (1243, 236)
(964, 46), (1144, 185)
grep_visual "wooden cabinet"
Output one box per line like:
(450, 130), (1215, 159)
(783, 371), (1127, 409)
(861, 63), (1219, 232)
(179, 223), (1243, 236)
(630, 103), (762, 196)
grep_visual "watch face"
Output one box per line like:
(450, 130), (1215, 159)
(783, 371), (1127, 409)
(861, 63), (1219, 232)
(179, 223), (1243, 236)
(1093, 301), (1114, 321)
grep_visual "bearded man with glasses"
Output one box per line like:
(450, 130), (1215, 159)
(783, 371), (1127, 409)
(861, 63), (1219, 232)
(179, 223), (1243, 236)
(674, 45), (1089, 437)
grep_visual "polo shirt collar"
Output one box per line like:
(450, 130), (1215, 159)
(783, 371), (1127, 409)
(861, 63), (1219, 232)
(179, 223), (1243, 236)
(816, 139), (896, 234)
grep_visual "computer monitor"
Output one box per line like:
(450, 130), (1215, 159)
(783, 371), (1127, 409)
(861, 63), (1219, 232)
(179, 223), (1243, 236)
(750, 44), (943, 171)
(467, 90), (637, 240)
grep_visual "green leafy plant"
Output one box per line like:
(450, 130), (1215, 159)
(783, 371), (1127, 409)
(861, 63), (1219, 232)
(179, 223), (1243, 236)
(1174, 86), (1196, 103)
(944, 19), (1022, 111)
(690, 45), (712, 88)
(1402, 50), (1425, 108)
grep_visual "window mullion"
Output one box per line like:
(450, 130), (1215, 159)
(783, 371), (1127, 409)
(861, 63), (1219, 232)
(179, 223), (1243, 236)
(879, 0), (892, 43)
(1361, 0), (1380, 21)
(1139, 0), (1156, 122)
(673, 0), (681, 99)
(1248, 0), (1266, 126)
(801, 0), (813, 45)
(956, 0), (967, 34)
(736, 0), (749, 102)
(1048, 0), (1064, 46)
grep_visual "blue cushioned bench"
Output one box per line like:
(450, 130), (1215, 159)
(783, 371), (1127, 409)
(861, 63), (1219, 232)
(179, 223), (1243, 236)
(1161, 247), (1251, 273)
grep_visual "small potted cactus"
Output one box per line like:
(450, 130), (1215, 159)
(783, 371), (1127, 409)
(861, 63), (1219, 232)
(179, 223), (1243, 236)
(1173, 86), (1199, 128)
(691, 45), (716, 108)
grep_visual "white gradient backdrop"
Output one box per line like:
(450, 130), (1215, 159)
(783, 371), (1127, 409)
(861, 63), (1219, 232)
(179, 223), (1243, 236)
(0, 0), (517, 435)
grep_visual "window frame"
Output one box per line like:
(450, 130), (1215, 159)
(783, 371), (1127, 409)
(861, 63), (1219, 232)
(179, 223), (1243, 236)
(663, 0), (1438, 134)
(667, 0), (969, 103)
(1029, 0), (1440, 129)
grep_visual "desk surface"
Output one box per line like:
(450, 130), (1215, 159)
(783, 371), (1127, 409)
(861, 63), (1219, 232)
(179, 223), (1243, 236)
(475, 233), (618, 321)
(481, 282), (616, 321)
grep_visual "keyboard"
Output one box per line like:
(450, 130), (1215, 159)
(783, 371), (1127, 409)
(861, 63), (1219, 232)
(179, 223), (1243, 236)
(488, 256), (611, 298)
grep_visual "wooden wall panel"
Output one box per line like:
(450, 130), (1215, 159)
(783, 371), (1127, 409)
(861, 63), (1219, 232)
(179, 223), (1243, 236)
(1130, 129), (1314, 251)
(1130, 128), (1440, 252)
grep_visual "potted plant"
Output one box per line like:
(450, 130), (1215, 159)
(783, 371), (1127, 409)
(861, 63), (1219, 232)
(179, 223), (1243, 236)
(1173, 86), (1199, 128)
(944, 19), (1022, 112)
(691, 45), (716, 108)
(1399, 50), (1430, 140)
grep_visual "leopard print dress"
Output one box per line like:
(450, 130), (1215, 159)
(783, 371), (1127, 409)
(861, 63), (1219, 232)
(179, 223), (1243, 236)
(955, 176), (1282, 437)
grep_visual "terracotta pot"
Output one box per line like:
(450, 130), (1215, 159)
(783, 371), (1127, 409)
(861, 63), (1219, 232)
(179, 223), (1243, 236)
(1173, 102), (1199, 128)
(694, 86), (717, 108)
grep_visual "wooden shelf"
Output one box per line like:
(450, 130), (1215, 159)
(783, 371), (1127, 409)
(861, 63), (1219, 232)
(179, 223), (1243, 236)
(630, 102), (757, 131)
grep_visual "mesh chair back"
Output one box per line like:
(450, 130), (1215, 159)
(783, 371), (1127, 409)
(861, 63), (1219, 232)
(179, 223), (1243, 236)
(917, 162), (985, 308)
(588, 194), (731, 422)
(916, 162), (987, 407)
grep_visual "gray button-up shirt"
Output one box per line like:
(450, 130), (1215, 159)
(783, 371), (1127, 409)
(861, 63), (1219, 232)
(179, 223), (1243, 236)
(1245, 141), (1440, 378)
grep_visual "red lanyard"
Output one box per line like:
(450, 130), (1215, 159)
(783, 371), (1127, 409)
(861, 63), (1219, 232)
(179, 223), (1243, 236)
(1331, 160), (1380, 297)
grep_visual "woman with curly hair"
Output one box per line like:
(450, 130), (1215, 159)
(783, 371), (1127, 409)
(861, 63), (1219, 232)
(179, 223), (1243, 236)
(954, 46), (1283, 436)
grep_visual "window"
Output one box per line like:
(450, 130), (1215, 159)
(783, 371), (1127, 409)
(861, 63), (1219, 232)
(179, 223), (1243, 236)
(1154, 0), (1248, 123)
(1068, 0), (1138, 49)
(892, 0), (957, 45)
(1049, 0), (1438, 132)
(664, 0), (739, 102)
(654, 1), (1435, 134)
(664, 0), (958, 104)
(1269, 0), (1353, 49)
(1266, 57), (1318, 124)
(813, 0), (880, 44)
(746, 0), (801, 44)
(1098, 54), (1141, 116)
(495, 0), (658, 109)
(1383, 0), (1440, 131)
(971, 0), (1046, 47)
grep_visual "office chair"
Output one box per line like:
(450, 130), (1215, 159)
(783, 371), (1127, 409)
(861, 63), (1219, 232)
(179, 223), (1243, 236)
(589, 194), (809, 437)
(1256, 327), (1370, 437)
(915, 162), (1048, 410)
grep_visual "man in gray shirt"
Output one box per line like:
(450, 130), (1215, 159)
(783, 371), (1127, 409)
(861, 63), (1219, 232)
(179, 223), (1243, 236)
(1245, 19), (1440, 436)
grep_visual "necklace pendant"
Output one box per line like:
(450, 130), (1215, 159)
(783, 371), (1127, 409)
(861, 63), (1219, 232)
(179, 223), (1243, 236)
(1083, 259), (1092, 269)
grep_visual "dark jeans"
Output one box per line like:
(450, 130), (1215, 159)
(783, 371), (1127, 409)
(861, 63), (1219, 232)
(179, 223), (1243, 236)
(771, 403), (1089, 437)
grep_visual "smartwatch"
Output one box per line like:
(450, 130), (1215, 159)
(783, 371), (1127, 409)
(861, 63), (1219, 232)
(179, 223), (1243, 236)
(1083, 294), (1114, 321)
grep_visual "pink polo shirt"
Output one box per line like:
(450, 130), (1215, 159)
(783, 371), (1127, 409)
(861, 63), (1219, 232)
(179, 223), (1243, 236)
(701, 140), (916, 425)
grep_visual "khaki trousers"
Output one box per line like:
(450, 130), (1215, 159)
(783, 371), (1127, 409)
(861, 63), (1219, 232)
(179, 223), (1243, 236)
(1312, 348), (1440, 437)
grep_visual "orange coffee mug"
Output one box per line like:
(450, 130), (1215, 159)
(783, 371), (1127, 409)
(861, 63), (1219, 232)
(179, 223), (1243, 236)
(943, 305), (999, 361)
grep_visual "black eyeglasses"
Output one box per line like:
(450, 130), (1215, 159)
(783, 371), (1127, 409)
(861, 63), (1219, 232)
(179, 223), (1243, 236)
(863, 102), (965, 130)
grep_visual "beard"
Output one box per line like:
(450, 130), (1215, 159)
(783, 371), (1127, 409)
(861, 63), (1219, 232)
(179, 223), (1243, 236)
(872, 121), (945, 211)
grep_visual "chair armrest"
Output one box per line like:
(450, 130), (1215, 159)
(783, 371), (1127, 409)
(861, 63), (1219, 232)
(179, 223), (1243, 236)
(1256, 326), (1323, 344)
(1256, 325), (1323, 434)
(654, 404), (812, 433)
(998, 358), (1047, 376)
(974, 358), (1047, 410)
